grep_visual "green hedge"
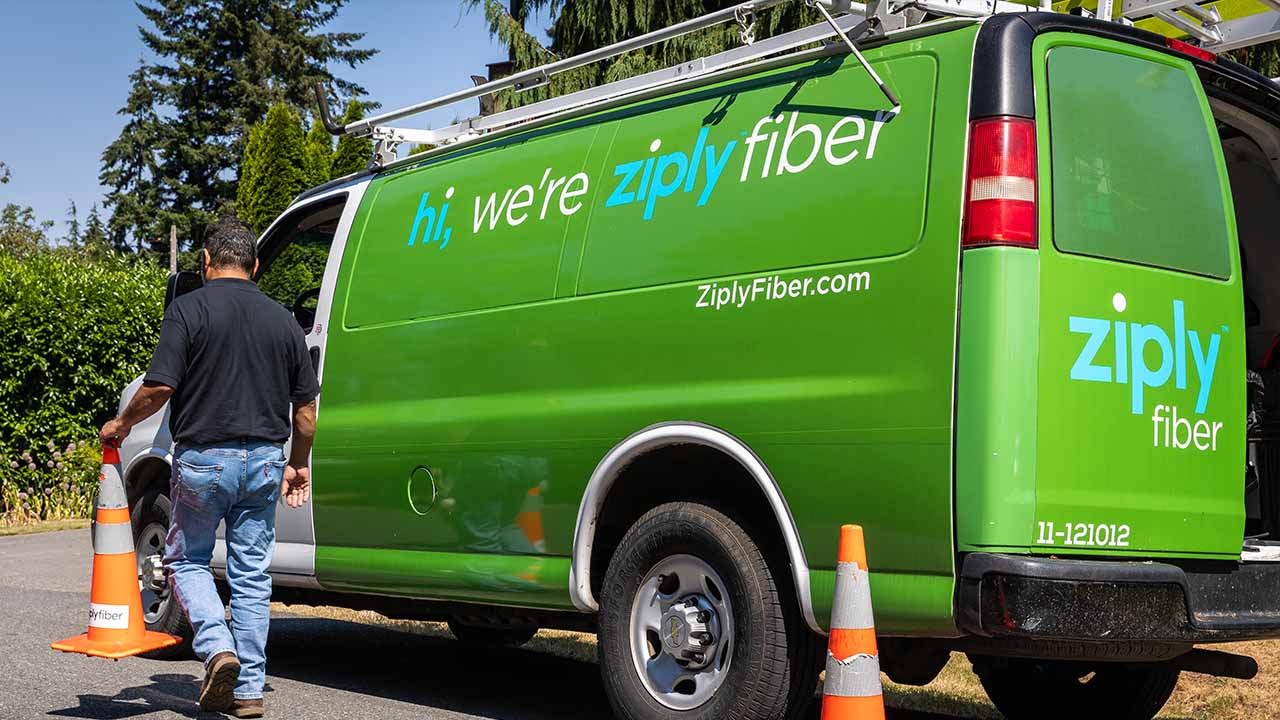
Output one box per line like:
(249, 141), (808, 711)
(0, 250), (165, 520)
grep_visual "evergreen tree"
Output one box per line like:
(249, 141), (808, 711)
(329, 101), (372, 179)
(304, 119), (334, 188)
(64, 200), (82, 247)
(100, 0), (375, 252)
(82, 205), (111, 260)
(100, 63), (170, 254)
(237, 104), (309, 235)
(465, 0), (818, 109)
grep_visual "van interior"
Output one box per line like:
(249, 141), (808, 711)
(1216, 99), (1280, 551)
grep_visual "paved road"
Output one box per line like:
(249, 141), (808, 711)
(0, 529), (966, 720)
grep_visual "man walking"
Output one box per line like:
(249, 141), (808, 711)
(99, 217), (319, 718)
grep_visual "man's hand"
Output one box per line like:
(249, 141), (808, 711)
(283, 399), (317, 509)
(100, 382), (173, 449)
(98, 418), (131, 447)
(281, 463), (311, 508)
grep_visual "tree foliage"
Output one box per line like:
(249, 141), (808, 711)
(99, 0), (375, 254)
(0, 205), (53, 258)
(330, 100), (372, 179)
(0, 248), (166, 518)
(305, 119), (335, 188)
(81, 206), (112, 261)
(64, 201), (82, 247)
(1230, 43), (1280, 78)
(465, 0), (818, 109)
(100, 64), (168, 254)
(237, 103), (310, 235)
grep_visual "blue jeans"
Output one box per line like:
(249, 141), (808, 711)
(165, 440), (285, 700)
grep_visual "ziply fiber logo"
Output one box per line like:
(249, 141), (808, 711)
(404, 109), (895, 250)
(1069, 293), (1223, 415)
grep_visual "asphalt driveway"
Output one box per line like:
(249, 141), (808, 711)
(0, 529), (968, 720)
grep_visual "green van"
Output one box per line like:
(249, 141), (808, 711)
(118, 8), (1280, 720)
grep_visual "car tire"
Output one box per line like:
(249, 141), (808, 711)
(969, 654), (1180, 720)
(132, 488), (194, 659)
(446, 620), (538, 647)
(598, 501), (821, 720)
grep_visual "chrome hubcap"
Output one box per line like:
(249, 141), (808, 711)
(629, 554), (733, 710)
(136, 521), (170, 624)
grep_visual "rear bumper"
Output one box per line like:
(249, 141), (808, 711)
(958, 553), (1280, 643)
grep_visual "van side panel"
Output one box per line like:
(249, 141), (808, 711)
(955, 248), (1040, 551)
(312, 26), (978, 633)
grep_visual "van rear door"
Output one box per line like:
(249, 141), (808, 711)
(1033, 35), (1245, 560)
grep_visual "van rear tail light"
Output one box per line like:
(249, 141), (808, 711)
(963, 116), (1037, 249)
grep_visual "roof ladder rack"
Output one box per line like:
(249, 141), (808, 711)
(314, 0), (1280, 170)
(315, 0), (905, 168)
(1110, 0), (1280, 52)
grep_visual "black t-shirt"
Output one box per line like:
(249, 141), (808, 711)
(144, 277), (320, 445)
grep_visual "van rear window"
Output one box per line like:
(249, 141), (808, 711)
(1047, 46), (1232, 279)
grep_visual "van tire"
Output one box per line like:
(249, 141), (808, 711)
(132, 489), (193, 659)
(446, 620), (537, 647)
(969, 655), (1179, 720)
(598, 501), (816, 720)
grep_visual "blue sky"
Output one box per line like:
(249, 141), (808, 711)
(0, 1), (547, 237)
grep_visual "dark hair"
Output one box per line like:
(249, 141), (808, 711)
(203, 216), (257, 273)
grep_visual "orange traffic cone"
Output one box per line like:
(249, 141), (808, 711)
(51, 444), (181, 659)
(820, 524), (885, 720)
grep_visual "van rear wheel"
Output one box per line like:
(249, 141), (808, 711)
(969, 655), (1179, 720)
(598, 501), (820, 720)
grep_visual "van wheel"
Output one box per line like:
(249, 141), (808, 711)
(598, 501), (819, 720)
(132, 489), (193, 659)
(446, 620), (537, 647)
(970, 655), (1179, 720)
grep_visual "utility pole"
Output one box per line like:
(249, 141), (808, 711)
(169, 224), (177, 274)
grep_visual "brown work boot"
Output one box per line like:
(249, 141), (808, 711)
(198, 651), (241, 712)
(227, 698), (265, 718)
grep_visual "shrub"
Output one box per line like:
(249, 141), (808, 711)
(0, 250), (165, 520)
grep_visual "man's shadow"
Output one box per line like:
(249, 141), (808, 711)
(47, 672), (229, 719)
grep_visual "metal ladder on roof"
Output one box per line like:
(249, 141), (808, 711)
(1070, 0), (1280, 50)
(314, 0), (892, 167)
(314, 0), (1280, 169)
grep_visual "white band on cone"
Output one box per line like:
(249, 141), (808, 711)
(830, 561), (875, 631)
(92, 520), (137, 555)
(824, 651), (883, 698)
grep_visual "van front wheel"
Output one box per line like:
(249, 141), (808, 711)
(133, 489), (193, 659)
(970, 655), (1179, 720)
(598, 501), (817, 720)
